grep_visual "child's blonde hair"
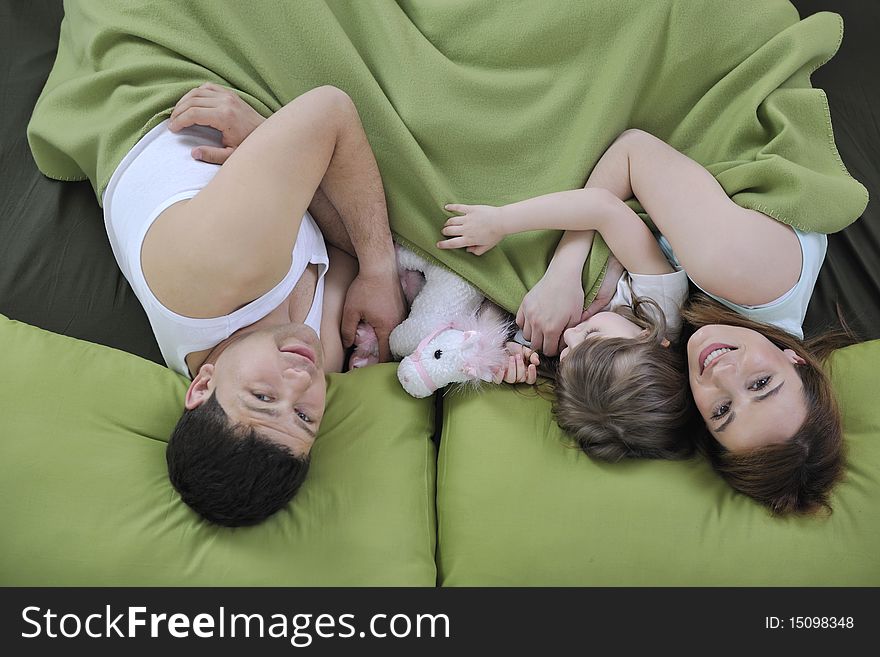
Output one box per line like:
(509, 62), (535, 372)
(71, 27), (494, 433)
(553, 296), (695, 461)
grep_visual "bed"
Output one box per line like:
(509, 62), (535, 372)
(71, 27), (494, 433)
(1, 0), (878, 585)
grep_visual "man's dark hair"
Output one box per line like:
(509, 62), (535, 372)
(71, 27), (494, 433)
(166, 393), (310, 527)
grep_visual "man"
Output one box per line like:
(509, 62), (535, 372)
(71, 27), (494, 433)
(103, 83), (406, 526)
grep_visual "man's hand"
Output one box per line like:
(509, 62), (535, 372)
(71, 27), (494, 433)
(581, 254), (624, 321)
(492, 342), (540, 385)
(340, 270), (407, 362)
(169, 82), (266, 164)
(516, 270), (585, 357)
(437, 204), (505, 255)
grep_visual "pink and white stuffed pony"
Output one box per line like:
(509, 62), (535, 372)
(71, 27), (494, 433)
(349, 245), (512, 398)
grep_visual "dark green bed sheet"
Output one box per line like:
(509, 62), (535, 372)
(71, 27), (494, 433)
(0, 1), (162, 364)
(1, 0), (878, 358)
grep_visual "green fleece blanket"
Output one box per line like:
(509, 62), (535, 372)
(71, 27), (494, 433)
(28, 0), (867, 314)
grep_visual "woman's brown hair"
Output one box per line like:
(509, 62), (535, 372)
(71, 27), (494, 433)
(553, 296), (695, 461)
(681, 294), (857, 515)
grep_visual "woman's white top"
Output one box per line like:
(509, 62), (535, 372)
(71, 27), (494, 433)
(657, 228), (826, 340)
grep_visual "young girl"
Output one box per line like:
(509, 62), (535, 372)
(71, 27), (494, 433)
(437, 129), (845, 514)
(438, 132), (697, 460)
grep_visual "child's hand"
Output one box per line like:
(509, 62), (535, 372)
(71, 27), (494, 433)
(169, 82), (266, 164)
(437, 204), (505, 255)
(492, 342), (540, 385)
(516, 271), (585, 357)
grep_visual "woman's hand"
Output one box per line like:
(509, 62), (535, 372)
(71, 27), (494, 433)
(169, 82), (266, 164)
(492, 342), (540, 385)
(516, 270), (585, 357)
(437, 204), (505, 255)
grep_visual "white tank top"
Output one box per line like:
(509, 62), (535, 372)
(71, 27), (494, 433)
(657, 228), (826, 340)
(102, 120), (329, 378)
(606, 267), (689, 341)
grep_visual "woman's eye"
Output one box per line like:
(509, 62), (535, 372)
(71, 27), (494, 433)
(749, 376), (771, 391)
(296, 410), (313, 423)
(711, 403), (730, 420)
(253, 393), (272, 403)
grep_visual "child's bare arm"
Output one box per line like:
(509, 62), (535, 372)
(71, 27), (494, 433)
(439, 190), (672, 275)
(440, 128), (801, 305)
(581, 199), (673, 275)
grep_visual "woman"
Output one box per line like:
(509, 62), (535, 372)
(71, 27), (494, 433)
(438, 128), (853, 514)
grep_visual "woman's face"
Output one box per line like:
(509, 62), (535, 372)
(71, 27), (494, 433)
(686, 324), (807, 452)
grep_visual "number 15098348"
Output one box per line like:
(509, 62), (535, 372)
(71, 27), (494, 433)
(765, 616), (854, 629)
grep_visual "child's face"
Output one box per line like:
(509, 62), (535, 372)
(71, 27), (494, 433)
(559, 312), (644, 361)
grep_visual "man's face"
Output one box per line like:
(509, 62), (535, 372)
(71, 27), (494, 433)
(187, 324), (327, 456)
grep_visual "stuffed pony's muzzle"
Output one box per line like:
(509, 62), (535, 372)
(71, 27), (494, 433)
(397, 357), (435, 398)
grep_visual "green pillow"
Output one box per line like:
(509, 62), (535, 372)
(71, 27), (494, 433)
(0, 315), (437, 585)
(436, 341), (880, 585)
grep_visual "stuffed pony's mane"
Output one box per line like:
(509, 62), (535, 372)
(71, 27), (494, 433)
(454, 303), (514, 391)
